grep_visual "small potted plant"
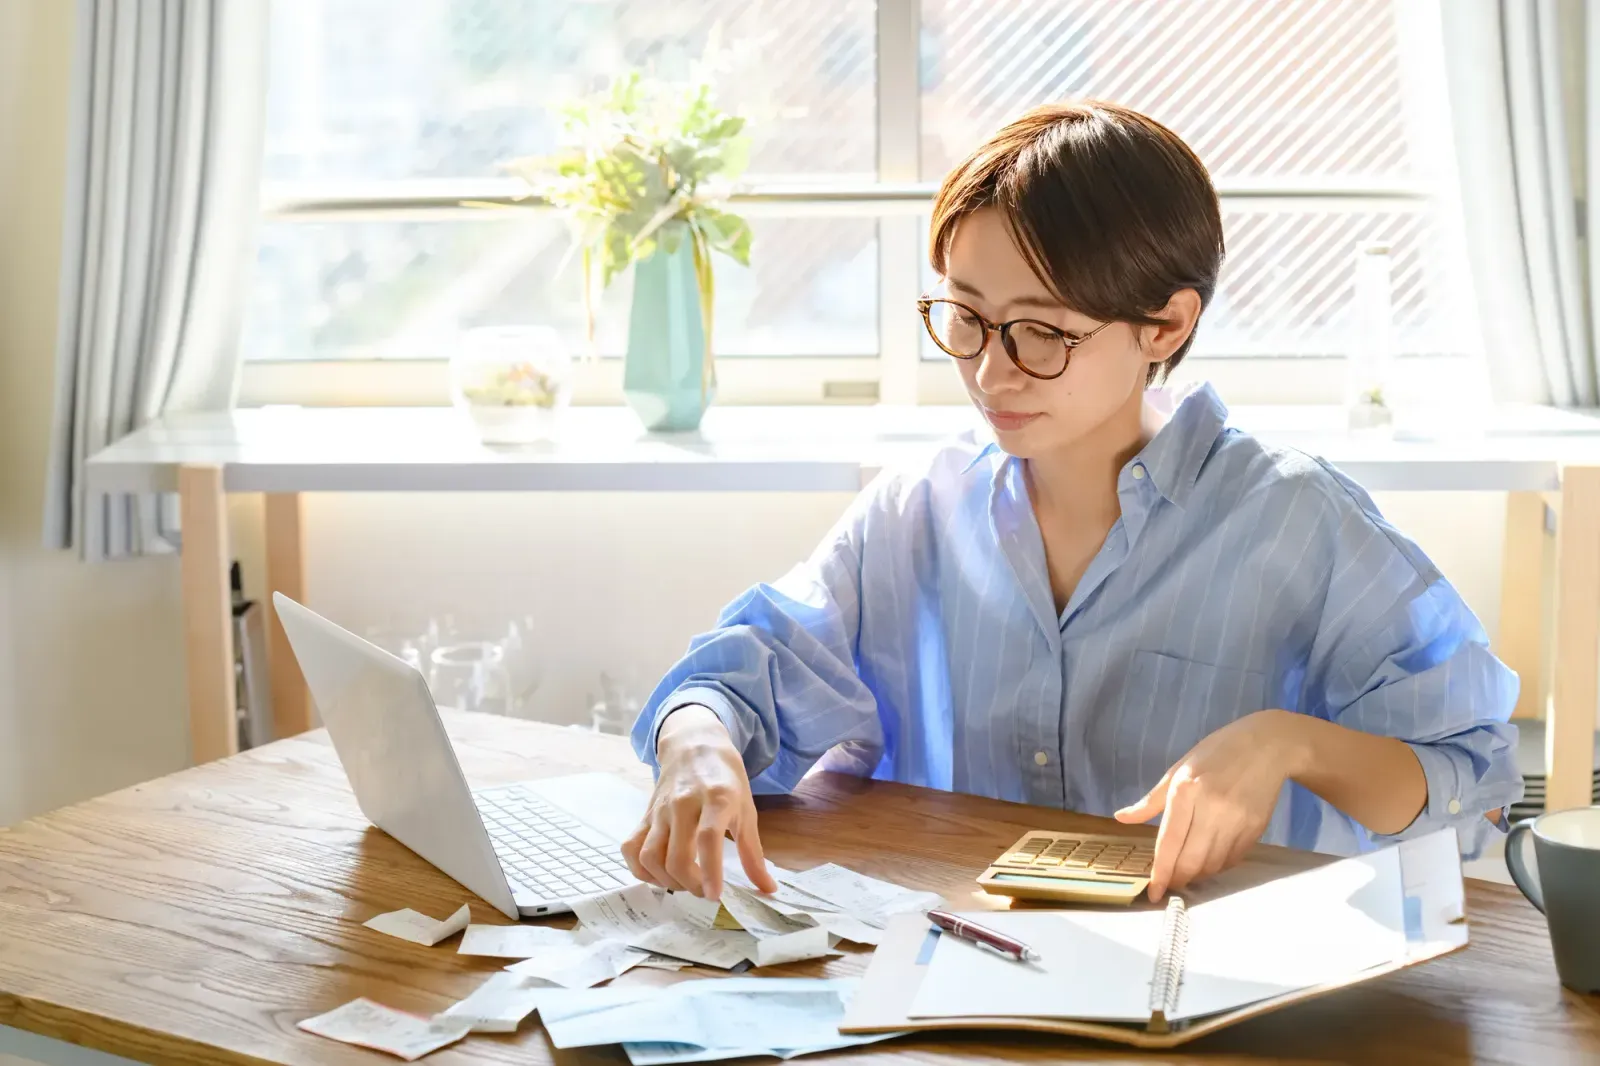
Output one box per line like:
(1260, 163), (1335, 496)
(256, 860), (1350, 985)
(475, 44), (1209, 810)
(507, 72), (752, 433)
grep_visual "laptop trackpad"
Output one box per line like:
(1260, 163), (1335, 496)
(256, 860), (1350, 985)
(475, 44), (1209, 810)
(525, 772), (649, 843)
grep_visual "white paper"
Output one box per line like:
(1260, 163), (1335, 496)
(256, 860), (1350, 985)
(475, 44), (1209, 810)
(1399, 826), (1467, 948)
(811, 911), (891, 947)
(573, 882), (674, 938)
(505, 936), (649, 988)
(669, 891), (725, 929)
(437, 973), (548, 1034)
(538, 978), (858, 1051)
(720, 885), (816, 939)
(911, 908), (1168, 1024)
(363, 904), (472, 947)
(457, 923), (582, 958)
(635, 954), (693, 971)
(751, 925), (838, 968)
(777, 864), (941, 929)
(1174, 843), (1407, 1021)
(299, 998), (473, 1060)
(630, 921), (758, 969)
(724, 866), (916, 947)
(572, 883), (833, 970)
(624, 1032), (901, 1065)
(909, 845), (1412, 1025)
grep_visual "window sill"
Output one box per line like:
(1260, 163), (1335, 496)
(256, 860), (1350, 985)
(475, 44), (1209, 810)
(236, 351), (1490, 410)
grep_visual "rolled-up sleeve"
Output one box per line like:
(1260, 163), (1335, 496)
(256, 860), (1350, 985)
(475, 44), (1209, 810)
(1304, 470), (1522, 858)
(630, 499), (885, 794)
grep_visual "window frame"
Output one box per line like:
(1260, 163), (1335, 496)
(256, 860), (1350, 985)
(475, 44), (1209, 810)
(240, 0), (1463, 410)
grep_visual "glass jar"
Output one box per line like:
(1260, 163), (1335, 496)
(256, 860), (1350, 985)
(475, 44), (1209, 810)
(1346, 241), (1394, 431)
(449, 325), (573, 444)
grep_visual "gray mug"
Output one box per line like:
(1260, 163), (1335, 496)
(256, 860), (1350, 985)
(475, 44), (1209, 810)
(1505, 806), (1600, 993)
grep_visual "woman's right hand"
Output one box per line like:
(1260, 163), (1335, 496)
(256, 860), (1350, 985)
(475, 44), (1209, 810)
(621, 704), (780, 901)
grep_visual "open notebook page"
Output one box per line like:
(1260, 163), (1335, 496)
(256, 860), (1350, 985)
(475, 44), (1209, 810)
(909, 843), (1409, 1024)
(1173, 844), (1406, 1021)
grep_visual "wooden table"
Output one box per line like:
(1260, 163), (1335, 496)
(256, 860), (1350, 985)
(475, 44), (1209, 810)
(2, 715), (1596, 1066)
(83, 403), (1600, 813)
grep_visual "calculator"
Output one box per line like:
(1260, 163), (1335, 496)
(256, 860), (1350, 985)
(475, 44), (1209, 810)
(977, 830), (1157, 905)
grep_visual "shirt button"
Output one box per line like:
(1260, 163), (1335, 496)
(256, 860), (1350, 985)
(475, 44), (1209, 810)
(1034, 751), (1049, 766)
(1131, 464), (1146, 480)
(1446, 798), (1462, 815)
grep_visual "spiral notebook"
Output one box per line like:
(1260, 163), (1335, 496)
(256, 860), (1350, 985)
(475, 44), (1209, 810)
(840, 828), (1468, 1049)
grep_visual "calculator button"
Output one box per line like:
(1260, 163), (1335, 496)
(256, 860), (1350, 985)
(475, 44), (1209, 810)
(1003, 852), (1040, 865)
(1032, 855), (1063, 866)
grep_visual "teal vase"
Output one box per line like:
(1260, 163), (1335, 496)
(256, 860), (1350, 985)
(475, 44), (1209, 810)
(624, 234), (715, 433)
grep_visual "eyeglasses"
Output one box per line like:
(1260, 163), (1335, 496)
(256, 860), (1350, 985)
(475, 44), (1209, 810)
(917, 297), (1112, 380)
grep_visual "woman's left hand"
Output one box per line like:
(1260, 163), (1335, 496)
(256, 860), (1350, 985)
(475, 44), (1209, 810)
(1114, 709), (1307, 900)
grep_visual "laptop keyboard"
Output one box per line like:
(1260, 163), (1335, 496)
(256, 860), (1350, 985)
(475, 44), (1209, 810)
(475, 784), (636, 901)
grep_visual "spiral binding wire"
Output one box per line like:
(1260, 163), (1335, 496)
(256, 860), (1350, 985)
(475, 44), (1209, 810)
(1147, 895), (1190, 1033)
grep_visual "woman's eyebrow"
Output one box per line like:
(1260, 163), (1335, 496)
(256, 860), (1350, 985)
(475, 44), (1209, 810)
(947, 277), (1060, 312)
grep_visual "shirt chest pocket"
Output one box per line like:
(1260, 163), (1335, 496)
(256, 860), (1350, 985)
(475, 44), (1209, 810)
(1088, 650), (1271, 807)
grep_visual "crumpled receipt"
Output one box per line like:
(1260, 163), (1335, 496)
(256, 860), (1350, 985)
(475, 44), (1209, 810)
(504, 936), (650, 988)
(436, 972), (549, 1034)
(299, 998), (472, 1060)
(362, 904), (471, 947)
(565, 858), (941, 968)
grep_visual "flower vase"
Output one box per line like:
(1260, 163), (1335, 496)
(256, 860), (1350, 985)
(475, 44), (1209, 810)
(623, 230), (716, 433)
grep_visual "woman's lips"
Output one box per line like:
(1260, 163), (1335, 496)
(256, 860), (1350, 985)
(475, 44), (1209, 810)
(982, 408), (1043, 431)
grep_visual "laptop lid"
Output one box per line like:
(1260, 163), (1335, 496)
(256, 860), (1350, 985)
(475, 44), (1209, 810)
(272, 593), (519, 920)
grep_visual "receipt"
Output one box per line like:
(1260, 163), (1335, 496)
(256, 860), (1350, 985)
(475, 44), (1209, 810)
(458, 923), (583, 958)
(572, 882), (674, 937)
(718, 887), (838, 965)
(635, 954), (693, 971)
(505, 936), (649, 988)
(630, 921), (758, 969)
(437, 973), (548, 1034)
(777, 865), (940, 929)
(539, 978), (859, 1051)
(750, 925), (837, 967)
(720, 886), (814, 938)
(363, 904), (471, 947)
(299, 998), (472, 1060)
(575, 882), (838, 970)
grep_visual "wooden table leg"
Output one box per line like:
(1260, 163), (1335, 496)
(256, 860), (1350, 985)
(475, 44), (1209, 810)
(178, 465), (238, 764)
(1499, 491), (1550, 720)
(1549, 466), (1600, 812)
(265, 492), (312, 738)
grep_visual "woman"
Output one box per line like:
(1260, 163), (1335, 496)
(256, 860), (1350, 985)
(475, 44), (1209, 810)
(622, 101), (1520, 903)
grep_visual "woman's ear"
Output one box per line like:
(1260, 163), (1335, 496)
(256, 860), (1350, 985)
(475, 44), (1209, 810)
(1141, 288), (1203, 366)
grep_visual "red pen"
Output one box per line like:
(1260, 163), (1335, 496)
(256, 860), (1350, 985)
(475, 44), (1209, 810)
(926, 909), (1041, 963)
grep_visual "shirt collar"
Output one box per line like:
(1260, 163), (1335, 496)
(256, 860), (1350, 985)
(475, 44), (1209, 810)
(959, 382), (1229, 506)
(1130, 382), (1229, 509)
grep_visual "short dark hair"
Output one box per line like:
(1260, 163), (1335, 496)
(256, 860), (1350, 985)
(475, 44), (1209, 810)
(928, 100), (1225, 384)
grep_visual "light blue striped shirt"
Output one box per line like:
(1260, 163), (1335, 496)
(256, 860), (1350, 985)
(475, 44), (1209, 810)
(632, 384), (1522, 858)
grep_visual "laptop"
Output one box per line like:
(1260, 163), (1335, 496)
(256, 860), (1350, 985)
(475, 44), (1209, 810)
(272, 592), (646, 921)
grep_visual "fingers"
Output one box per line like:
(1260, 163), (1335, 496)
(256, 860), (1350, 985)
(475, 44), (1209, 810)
(1165, 816), (1219, 894)
(663, 792), (706, 895)
(696, 806), (727, 902)
(734, 811), (778, 894)
(636, 813), (686, 892)
(1114, 769), (1172, 824)
(1147, 773), (1195, 900)
(621, 822), (650, 884)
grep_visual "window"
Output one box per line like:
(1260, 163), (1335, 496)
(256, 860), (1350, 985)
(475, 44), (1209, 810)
(243, 0), (1472, 406)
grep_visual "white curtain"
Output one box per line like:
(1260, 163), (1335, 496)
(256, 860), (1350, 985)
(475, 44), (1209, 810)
(1441, 0), (1600, 407)
(42, 0), (268, 559)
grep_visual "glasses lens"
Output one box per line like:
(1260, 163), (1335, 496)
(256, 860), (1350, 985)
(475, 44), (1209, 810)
(1007, 321), (1069, 377)
(926, 300), (986, 356)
